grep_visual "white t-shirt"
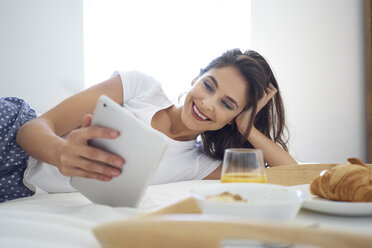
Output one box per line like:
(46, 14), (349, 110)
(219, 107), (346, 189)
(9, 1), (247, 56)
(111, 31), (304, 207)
(23, 70), (221, 194)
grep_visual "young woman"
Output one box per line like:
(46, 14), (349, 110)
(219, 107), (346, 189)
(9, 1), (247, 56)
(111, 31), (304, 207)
(0, 49), (297, 203)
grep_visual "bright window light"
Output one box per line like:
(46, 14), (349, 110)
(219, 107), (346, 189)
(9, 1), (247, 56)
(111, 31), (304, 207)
(83, 0), (251, 102)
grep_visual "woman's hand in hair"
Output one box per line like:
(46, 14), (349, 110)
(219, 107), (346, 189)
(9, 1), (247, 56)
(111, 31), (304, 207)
(257, 83), (277, 112)
(235, 83), (277, 134)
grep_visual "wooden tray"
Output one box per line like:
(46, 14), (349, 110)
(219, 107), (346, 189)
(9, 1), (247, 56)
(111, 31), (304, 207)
(93, 164), (372, 248)
(93, 214), (372, 248)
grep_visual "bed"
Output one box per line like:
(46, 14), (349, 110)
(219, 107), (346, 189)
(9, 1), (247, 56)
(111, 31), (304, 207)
(0, 180), (214, 248)
(1, 165), (372, 248)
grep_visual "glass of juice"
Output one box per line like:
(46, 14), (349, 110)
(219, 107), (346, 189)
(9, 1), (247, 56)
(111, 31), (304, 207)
(221, 149), (267, 183)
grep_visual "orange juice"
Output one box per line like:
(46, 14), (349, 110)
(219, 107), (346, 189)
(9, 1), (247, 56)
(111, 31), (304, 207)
(221, 172), (267, 183)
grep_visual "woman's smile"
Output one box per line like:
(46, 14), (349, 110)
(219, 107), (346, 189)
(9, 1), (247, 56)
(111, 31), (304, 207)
(181, 66), (249, 132)
(191, 102), (211, 121)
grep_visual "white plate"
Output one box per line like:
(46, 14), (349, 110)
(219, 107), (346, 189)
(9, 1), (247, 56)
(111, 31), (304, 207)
(291, 184), (372, 216)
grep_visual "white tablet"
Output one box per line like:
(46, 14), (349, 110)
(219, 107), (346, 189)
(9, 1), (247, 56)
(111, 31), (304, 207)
(70, 95), (168, 207)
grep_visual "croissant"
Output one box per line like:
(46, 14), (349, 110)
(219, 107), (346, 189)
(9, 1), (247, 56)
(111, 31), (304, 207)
(310, 164), (372, 202)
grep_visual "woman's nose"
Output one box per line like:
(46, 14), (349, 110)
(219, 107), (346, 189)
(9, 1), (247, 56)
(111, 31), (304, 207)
(201, 97), (214, 111)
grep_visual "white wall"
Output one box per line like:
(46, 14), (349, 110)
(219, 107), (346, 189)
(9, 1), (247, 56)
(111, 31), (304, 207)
(83, 0), (251, 103)
(0, 0), (84, 114)
(251, 0), (366, 163)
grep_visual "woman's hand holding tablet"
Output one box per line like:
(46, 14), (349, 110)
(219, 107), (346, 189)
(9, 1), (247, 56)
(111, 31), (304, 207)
(70, 95), (168, 207)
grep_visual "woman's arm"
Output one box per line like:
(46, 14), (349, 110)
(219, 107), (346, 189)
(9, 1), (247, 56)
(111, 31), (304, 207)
(204, 127), (296, 181)
(247, 127), (297, 166)
(203, 163), (223, 180)
(16, 75), (126, 181)
(236, 84), (297, 167)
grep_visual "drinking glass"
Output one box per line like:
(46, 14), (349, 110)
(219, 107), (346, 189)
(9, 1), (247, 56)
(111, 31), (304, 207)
(221, 149), (267, 183)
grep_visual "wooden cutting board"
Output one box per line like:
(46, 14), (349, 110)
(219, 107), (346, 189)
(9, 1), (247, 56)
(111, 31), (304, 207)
(266, 163), (372, 186)
(266, 163), (334, 185)
(93, 215), (372, 248)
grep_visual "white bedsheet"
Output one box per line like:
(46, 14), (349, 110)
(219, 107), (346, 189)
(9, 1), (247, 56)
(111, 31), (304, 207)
(0, 180), (216, 248)
(3, 180), (371, 248)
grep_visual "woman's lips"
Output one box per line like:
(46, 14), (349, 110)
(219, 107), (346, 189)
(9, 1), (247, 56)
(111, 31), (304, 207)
(191, 102), (211, 121)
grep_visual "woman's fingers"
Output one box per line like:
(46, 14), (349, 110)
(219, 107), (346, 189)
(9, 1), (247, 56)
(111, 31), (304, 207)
(68, 166), (113, 182)
(235, 83), (279, 134)
(266, 83), (278, 98)
(58, 123), (125, 180)
(77, 126), (125, 169)
(82, 114), (93, 128)
(77, 125), (120, 143)
(59, 146), (122, 180)
(258, 83), (278, 110)
(257, 92), (268, 112)
(77, 145), (124, 170)
(71, 155), (121, 178)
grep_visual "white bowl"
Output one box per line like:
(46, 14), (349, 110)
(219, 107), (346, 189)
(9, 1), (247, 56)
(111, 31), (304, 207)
(190, 183), (305, 222)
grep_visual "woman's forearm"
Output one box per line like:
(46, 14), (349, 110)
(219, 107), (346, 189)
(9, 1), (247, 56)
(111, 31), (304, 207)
(247, 127), (297, 166)
(16, 75), (124, 169)
(17, 118), (65, 167)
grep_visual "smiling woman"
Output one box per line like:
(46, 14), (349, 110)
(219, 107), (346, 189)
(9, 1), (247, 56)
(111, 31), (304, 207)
(193, 50), (290, 163)
(0, 47), (297, 203)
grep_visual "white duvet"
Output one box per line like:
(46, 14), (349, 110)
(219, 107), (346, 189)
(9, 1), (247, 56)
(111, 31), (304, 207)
(2, 180), (371, 248)
(0, 180), (216, 248)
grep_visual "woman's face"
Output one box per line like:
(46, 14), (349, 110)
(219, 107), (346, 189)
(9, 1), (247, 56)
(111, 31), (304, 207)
(182, 66), (248, 132)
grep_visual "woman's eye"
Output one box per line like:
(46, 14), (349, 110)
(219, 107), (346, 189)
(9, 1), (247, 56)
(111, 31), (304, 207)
(203, 81), (213, 92)
(222, 101), (232, 110)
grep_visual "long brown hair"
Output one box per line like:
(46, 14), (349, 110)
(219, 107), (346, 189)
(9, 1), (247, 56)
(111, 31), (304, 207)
(199, 49), (288, 161)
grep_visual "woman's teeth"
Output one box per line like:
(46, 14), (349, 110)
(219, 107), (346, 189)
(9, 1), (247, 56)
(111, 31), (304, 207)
(193, 104), (208, 120)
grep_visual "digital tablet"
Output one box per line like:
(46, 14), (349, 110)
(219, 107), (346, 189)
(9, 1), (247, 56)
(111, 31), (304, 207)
(70, 95), (168, 207)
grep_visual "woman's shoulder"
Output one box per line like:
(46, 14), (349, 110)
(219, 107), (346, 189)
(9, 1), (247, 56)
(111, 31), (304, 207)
(113, 70), (167, 103)
(113, 70), (161, 88)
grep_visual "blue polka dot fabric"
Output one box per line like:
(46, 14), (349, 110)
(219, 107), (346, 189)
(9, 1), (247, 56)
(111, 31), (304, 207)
(0, 97), (37, 203)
